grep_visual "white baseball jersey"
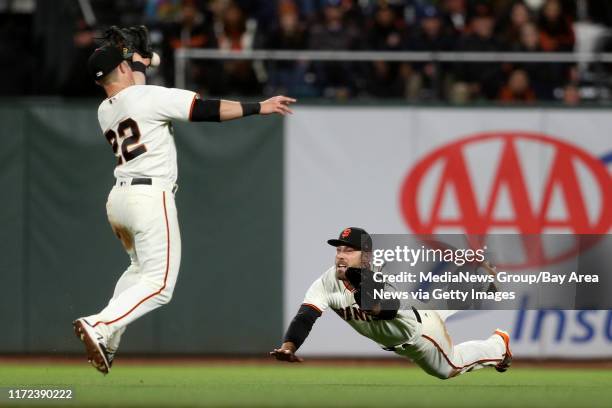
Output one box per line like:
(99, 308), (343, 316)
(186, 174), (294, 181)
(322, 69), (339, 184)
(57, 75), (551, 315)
(97, 85), (197, 185)
(303, 267), (421, 348)
(302, 267), (508, 379)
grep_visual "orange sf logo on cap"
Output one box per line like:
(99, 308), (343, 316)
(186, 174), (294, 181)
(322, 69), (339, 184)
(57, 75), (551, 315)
(341, 228), (351, 238)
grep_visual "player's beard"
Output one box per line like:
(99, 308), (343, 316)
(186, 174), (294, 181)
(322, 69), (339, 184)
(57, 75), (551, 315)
(336, 264), (347, 280)
(336, 256), (367, 280)
(336, 261), (357, 280)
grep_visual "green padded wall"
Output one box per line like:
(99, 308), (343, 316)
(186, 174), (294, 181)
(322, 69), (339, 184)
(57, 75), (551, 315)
(0, 100), (283, 354)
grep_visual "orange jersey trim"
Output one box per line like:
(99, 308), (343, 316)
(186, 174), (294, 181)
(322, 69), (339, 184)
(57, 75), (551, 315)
(302, 303), (323, 314)
(188, 94), (198, 121)
(342, 280), (356, 293)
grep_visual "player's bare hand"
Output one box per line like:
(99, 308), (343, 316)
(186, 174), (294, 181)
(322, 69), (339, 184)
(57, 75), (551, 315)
(260, 96), (296, 116)
(270, 348), (304, 363)
(132, 52), (151, 67)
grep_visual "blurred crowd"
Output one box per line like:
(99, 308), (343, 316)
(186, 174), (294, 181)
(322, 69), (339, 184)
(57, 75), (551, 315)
(4, 0), (612, 103)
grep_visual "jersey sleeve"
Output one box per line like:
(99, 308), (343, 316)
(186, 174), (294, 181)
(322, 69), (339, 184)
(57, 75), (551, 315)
(302, 277), (330, 314)
(148, 86), (198, 122)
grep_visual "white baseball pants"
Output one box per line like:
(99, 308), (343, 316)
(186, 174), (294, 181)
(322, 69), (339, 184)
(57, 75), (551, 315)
(85, 180), (181, 348)
(397, 310), (506, 379)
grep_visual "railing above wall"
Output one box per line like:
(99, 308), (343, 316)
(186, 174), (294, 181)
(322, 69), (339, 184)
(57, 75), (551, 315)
(174, 49), (612, 90)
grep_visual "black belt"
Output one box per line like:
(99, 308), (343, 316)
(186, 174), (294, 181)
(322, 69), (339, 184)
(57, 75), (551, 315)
(117, 177), (151, 186)
(116, 178), (178, 194)
(131, 177), (152, 185)
(381, 307), (422, 352)
(412, 306), (422, 323)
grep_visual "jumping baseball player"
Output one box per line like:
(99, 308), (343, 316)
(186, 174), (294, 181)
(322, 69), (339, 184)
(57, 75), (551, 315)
(74, 26), (295, 374)
(270, 227), (512, 379)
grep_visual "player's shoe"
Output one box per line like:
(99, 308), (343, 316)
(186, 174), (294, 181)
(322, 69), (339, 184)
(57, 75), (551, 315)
(494, 329), (512, 373)
(106, 350), (115, 368)
(73, 318), (111, 375)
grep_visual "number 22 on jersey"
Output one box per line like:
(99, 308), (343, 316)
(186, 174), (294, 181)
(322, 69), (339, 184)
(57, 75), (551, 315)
(104, 118), (147, 166)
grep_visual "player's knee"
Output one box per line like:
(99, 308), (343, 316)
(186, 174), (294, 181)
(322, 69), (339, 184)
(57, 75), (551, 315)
(155, 285), (175, 305)
(157, 288), (173, 305)
(438, 367), (460, 380)
(431, 371), (451, 380)
(425, 367), (454, 380)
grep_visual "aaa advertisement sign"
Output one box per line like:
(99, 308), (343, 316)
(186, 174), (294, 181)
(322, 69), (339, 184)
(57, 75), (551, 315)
(285, 108), (612, 357)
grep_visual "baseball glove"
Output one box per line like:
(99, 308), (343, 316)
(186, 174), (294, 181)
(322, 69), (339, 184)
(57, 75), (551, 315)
(99, 25), (153, 60)
(345, 267), (383, 310)
(346, 266), (399, 320)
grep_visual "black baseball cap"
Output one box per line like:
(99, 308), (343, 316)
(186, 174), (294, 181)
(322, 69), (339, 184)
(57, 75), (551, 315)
(327, 227), (372, 251)
(88, 46), (124, 81)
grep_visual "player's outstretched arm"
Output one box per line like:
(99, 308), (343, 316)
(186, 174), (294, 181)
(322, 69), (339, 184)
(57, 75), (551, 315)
(270, 304), (321, 363)
(218, 96), (296, 121)
(190, 95), (296, 122)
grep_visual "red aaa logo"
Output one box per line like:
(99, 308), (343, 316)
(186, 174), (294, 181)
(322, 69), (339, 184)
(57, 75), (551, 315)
(400, 132), (612, 267)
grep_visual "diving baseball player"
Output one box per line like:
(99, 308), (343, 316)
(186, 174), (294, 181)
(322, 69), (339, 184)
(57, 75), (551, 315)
(270, 227), (512, 379)
(74, 26), (296, 374)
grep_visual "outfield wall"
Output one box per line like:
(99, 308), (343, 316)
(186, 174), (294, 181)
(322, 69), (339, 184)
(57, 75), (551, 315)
(0, 101), (283, 354)
(284, 107), (612, 358)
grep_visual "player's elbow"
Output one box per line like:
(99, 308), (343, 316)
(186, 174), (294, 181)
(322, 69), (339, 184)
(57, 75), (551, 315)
(190, 98), (221, 122)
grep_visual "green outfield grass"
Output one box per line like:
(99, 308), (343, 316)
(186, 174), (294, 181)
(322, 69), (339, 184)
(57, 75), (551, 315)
(1, 363), (611, 408)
